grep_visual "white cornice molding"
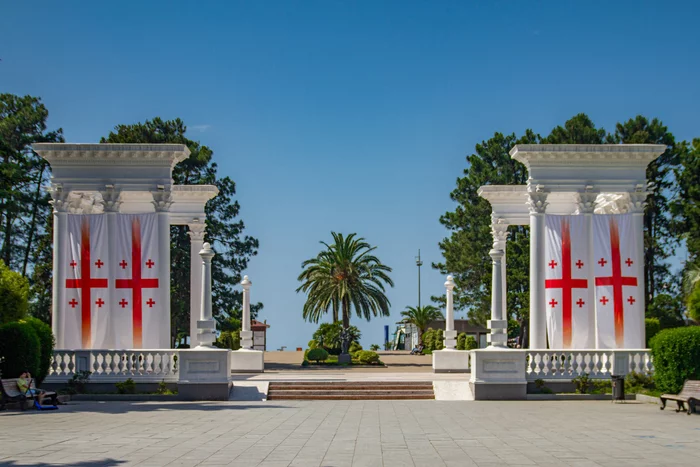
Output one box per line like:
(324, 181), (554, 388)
(33, 143), (191, 166)
(509, 144), (666, 167)
(172, 185), (219, 200)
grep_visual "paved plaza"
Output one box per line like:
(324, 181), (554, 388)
(0, 400), (698, 467)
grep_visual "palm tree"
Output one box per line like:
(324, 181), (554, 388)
(401, 305), (444, 345)
(297, 232), (394, 335)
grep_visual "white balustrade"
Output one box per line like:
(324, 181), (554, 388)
(47, 349), (180, 383)
(525, 349), (653, 381)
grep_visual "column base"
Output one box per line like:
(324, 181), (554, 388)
(432, 349), (470, 373)
(240, 330), (253, 349)
(177, 348), (231, 400)
(469, 348), (526, 400)
(230, 349), (264, 373)
(444, 330), (458, 350)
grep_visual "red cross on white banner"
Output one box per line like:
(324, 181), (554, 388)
(116, 217), (159, 349)
(65, 219), (108, 348)
(545, 217), (590, 349)
(594, 215), (641, 348)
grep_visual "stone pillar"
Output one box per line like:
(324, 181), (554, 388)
(152, 190), (173, 348)
(187, 222), (206, 347)
(50, 185), (69, 348)
(628, 190), (647, 347)
(576, 191), (597, 349)
(527, 188), (548, 349)
(444, 275), (456, 349)
(196, 242), (216, 347)
(488, 248), (508, 347)
(240, 275), (253, 349)
(101, 185), (121, 349)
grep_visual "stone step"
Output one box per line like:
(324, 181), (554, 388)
(268, 393), (435, 400)
(269, 381), (433, 387)
(268, 384), (433, 391)
(269, 390), (435, 396)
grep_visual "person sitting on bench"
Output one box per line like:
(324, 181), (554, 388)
(410, 344), (424, 355)
(17, 371), (45, 405)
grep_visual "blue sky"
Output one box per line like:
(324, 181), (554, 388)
(3, 1), (699, 350)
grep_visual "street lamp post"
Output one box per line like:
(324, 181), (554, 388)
(416, 249), (423, 308)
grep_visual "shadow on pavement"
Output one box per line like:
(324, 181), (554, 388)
(0, 459), (126, 467)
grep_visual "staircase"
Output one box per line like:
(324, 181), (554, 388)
(267, 381), (435, 400)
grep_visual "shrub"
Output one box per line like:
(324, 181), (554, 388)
(307, 348), (329, 363)
(464, 336), (478, 350)
(645, 318), (661, 347)
(21, 317), (54, 384)
(349, 342), (363, 355)
(370, 344), (380, 351)
(312, 322), (361, 354)
(215, 330), (240, 350)
(688, 285), (700, 323)
(64, 371), (91, 395)
(534, 379), (553, 394)
(116, 378), (136, 394)
(650, 327), (700, 393)
(456, 333), (466, 350)
(355, 350), (380, 365)
(625, 371), (655, 393)
(422, 328), (444, 352)
(0, 260), (30, 325)
(572, 373), (591, 394)
(307, 339), (318, 349)
(0, 321), (40, 379)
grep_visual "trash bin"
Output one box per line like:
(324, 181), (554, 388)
(611, 375), (625, 402)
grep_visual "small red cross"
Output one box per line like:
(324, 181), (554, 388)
(68, 298), (78, 308)
(576, 299), (585, 308)
(549, 298), (558, 308)
(70, 260), (77, 268)
(94, 259), (104, 268)
(146, 298), (155, 308)
(627, 296), (636, 305)
(95, 298), (105, 308)
(119, 260), (128, 269)
(575, 260), (584, 269)
(548, 260), (557, 269)
(600, 296), (609, 305)
(625, 258), (633, 267)
(598, 258), (607, 267)
(145, 259), (155, 269)
(119, 299), (129, 308)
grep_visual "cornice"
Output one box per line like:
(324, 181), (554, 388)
(510, 144), (666, 167)
(172, 185), (219, 200)
(33, 143), (191, 166)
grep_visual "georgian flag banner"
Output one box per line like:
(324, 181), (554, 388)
(593, 214), (643, 349)
(544, 215), (593, 349)
(115, 213), (167, 349)
(64, 215), (109, 349)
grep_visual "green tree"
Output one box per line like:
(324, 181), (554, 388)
(0, 260), (29, 324)
(673, 138), (700, 284)
(400, 305), (443, 345)
(311, 322), (361, 354)
(646, 293), (685, 329)
(609, 116), (679, 306)
(297, 232), (394, 350)
(101, 118), (261, 343)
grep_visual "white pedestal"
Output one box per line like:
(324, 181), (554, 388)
(469, 348), (526, 400)
(432, 349), (470, 373)
(230, 349), (264, 373)
(444, 330), (458, 350)
(177, 348), (232, 400)
(240, 330), (254, 350)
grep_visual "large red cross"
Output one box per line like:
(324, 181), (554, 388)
(116, 218), (158, 348)
(545, 219), (588, 348)
(595, 219), (638, 347)
(65, 220), (108, 348)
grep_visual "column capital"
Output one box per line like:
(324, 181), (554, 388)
(49, 185), (70, 213)
(152, 190), (173, 212)
(444, 275), (455, 290)
(100, 185), (122, 213)
(526, 190), (548, 214)
(188, 222), (206, 241)
(575, 192), (598, 214)
(627, 191), (647, 214)
(491, 219), (509, 248)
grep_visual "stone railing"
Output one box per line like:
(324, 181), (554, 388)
(46, 349), (180, 382)
(525, 349), (653, 381)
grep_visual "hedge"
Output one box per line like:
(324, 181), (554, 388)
(0, 321), (41, 379)
(0, 260), (29, 325)
(307, 348), (329, 363)
(21, 317), (55, 384)
(645, 318), (661, 348)
(354, 350), (380, 365)
(649, 327), (700, 394)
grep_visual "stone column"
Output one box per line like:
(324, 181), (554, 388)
(527, 188), (548, 349)
(576, 191), (597, 349)
(444, 275), (456, 349)
(152, 190), (173, 348)
(101, 185), (121, 349)
(240, 275), (253, 349)
(629, 190), (647, 347)
(491, 218), (509, 320)
(488, 248), (508, 347)
(187, 222), (206, 347)
(196, 242), (216, 347)
(50, 185), (69, 348)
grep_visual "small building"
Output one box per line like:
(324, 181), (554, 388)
(395, 320), (489, 350)
(251, 320), (270, 351)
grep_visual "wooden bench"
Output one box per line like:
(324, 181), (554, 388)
(660, 380), (700, 415)
(0, 378), (58, 410)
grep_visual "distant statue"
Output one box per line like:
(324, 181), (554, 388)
(340, 329), (350, 354)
